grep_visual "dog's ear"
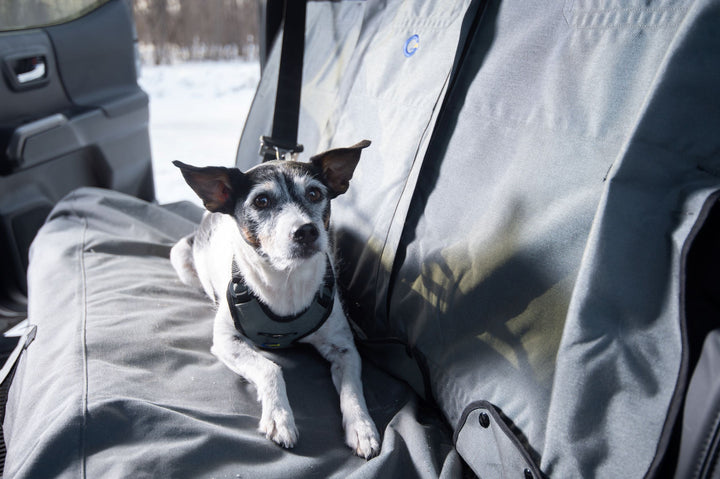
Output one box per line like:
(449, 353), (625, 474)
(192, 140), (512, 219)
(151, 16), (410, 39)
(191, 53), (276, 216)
(310, 140), (370, 198)
(173, 161), (241, 214)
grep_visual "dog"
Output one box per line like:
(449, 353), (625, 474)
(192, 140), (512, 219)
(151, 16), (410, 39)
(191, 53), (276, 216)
(169, 140), (380, 459)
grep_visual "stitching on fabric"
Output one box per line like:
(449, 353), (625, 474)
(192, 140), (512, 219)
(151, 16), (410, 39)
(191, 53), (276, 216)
(438, 100), (627, 146)
(572, 7), (688, 15)
(564, 3), (689, 29)
(71, 190), (91, 479)
(569, 23), (685, 30)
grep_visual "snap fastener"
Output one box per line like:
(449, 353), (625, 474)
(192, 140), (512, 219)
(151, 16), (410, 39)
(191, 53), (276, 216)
(523, 468), (533, 479)
(478, 411), (490, 428)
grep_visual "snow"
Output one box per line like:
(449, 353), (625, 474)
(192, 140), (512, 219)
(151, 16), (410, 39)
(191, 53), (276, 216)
(138, 60), (261, 205)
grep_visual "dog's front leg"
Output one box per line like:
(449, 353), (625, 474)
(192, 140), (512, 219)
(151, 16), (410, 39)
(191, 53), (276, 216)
(304, 311), (381, 459)
(211, 308), (298, 448)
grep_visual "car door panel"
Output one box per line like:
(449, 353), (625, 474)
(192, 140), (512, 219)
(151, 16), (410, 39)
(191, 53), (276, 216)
(47, 0), (140, 110)
(0, 31), (71, 129)
(0, 0), (153, 324)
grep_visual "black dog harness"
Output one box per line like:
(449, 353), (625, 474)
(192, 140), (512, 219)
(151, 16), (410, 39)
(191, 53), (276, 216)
(226, 257), (335, 349)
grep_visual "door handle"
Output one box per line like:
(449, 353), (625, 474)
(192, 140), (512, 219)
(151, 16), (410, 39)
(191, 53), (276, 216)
(15, 56), (46, 84)
(2, 53), (49, 90)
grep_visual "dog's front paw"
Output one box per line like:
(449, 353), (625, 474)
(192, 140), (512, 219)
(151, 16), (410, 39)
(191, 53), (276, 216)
(346, 418), (380, 459)
(259, 406), (298, 448)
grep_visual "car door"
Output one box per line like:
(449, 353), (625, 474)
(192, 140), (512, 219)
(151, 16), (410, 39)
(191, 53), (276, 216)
(0, 0), (154, 329)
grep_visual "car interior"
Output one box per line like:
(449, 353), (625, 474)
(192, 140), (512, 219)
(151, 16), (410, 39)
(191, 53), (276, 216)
(1, 0), (719, 477)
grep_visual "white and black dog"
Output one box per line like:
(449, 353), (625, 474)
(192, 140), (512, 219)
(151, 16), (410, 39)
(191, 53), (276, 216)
(169, 140), (380, 458)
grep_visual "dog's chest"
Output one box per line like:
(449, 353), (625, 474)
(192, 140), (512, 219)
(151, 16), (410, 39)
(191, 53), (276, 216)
(227, 257), (335, 349)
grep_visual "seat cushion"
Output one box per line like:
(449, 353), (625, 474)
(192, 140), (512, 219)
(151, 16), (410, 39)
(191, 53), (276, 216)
(3, 187), (462, 479)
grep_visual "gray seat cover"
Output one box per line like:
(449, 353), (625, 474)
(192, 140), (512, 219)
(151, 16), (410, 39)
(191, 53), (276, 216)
(237, 0), (720, 477)
(4, 0), (720, 477)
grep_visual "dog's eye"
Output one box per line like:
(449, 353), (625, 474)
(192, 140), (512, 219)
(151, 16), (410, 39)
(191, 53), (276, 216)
(306, 187), (323, 203)
(253, 194), (271, 209)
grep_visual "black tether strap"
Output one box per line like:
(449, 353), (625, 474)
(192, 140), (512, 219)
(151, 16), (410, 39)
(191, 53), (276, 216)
(261, 0), (306, 162)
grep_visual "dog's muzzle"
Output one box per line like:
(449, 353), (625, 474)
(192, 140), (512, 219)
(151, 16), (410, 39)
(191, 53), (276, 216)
(291, 223), (321, 258)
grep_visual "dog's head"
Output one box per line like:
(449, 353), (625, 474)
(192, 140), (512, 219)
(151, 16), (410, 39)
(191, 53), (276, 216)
(173, 140), (370, 270)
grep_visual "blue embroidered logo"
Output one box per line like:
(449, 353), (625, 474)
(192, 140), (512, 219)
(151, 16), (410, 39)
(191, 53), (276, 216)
(403, 34), (419, 57)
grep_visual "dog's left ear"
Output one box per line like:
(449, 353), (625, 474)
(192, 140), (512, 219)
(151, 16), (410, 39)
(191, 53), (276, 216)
(310, 140), (370, 198)
(172, 161), (242, 214)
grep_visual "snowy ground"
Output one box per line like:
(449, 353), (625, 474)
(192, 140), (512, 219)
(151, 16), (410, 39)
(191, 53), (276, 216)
(138, 60), (260, 205)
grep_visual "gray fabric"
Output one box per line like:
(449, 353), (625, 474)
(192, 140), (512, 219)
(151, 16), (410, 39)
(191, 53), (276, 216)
(4, 188), (463, 478)
(675, 329), (720, 479)
(238, 0), (720, 476)
(455, 402), (541, 478)
(239, 0), (472, 298)
(394, 1), (720, 476)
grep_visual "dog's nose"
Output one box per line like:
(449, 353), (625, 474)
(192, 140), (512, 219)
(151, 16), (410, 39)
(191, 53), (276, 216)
(293, 224), (319, 245)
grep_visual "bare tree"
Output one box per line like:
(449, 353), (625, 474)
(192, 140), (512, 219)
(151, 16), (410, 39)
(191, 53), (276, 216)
(133, 0), (258, 64)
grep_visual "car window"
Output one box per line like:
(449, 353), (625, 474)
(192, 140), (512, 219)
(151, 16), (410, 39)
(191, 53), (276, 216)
(0, 0), (108, 31)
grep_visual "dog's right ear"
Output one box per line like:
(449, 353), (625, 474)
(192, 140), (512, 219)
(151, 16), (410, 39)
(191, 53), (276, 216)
(310, 140), (371, 198)
(172, 161), (242, 214)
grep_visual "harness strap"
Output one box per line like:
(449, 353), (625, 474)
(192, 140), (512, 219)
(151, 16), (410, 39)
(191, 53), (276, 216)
(227, 256), (334, 349)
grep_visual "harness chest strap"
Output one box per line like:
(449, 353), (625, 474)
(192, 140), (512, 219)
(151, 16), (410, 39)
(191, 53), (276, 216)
(226, 257), (335, 349)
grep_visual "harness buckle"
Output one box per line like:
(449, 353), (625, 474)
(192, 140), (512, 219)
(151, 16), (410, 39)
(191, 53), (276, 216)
(259, 136), (304, 162)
